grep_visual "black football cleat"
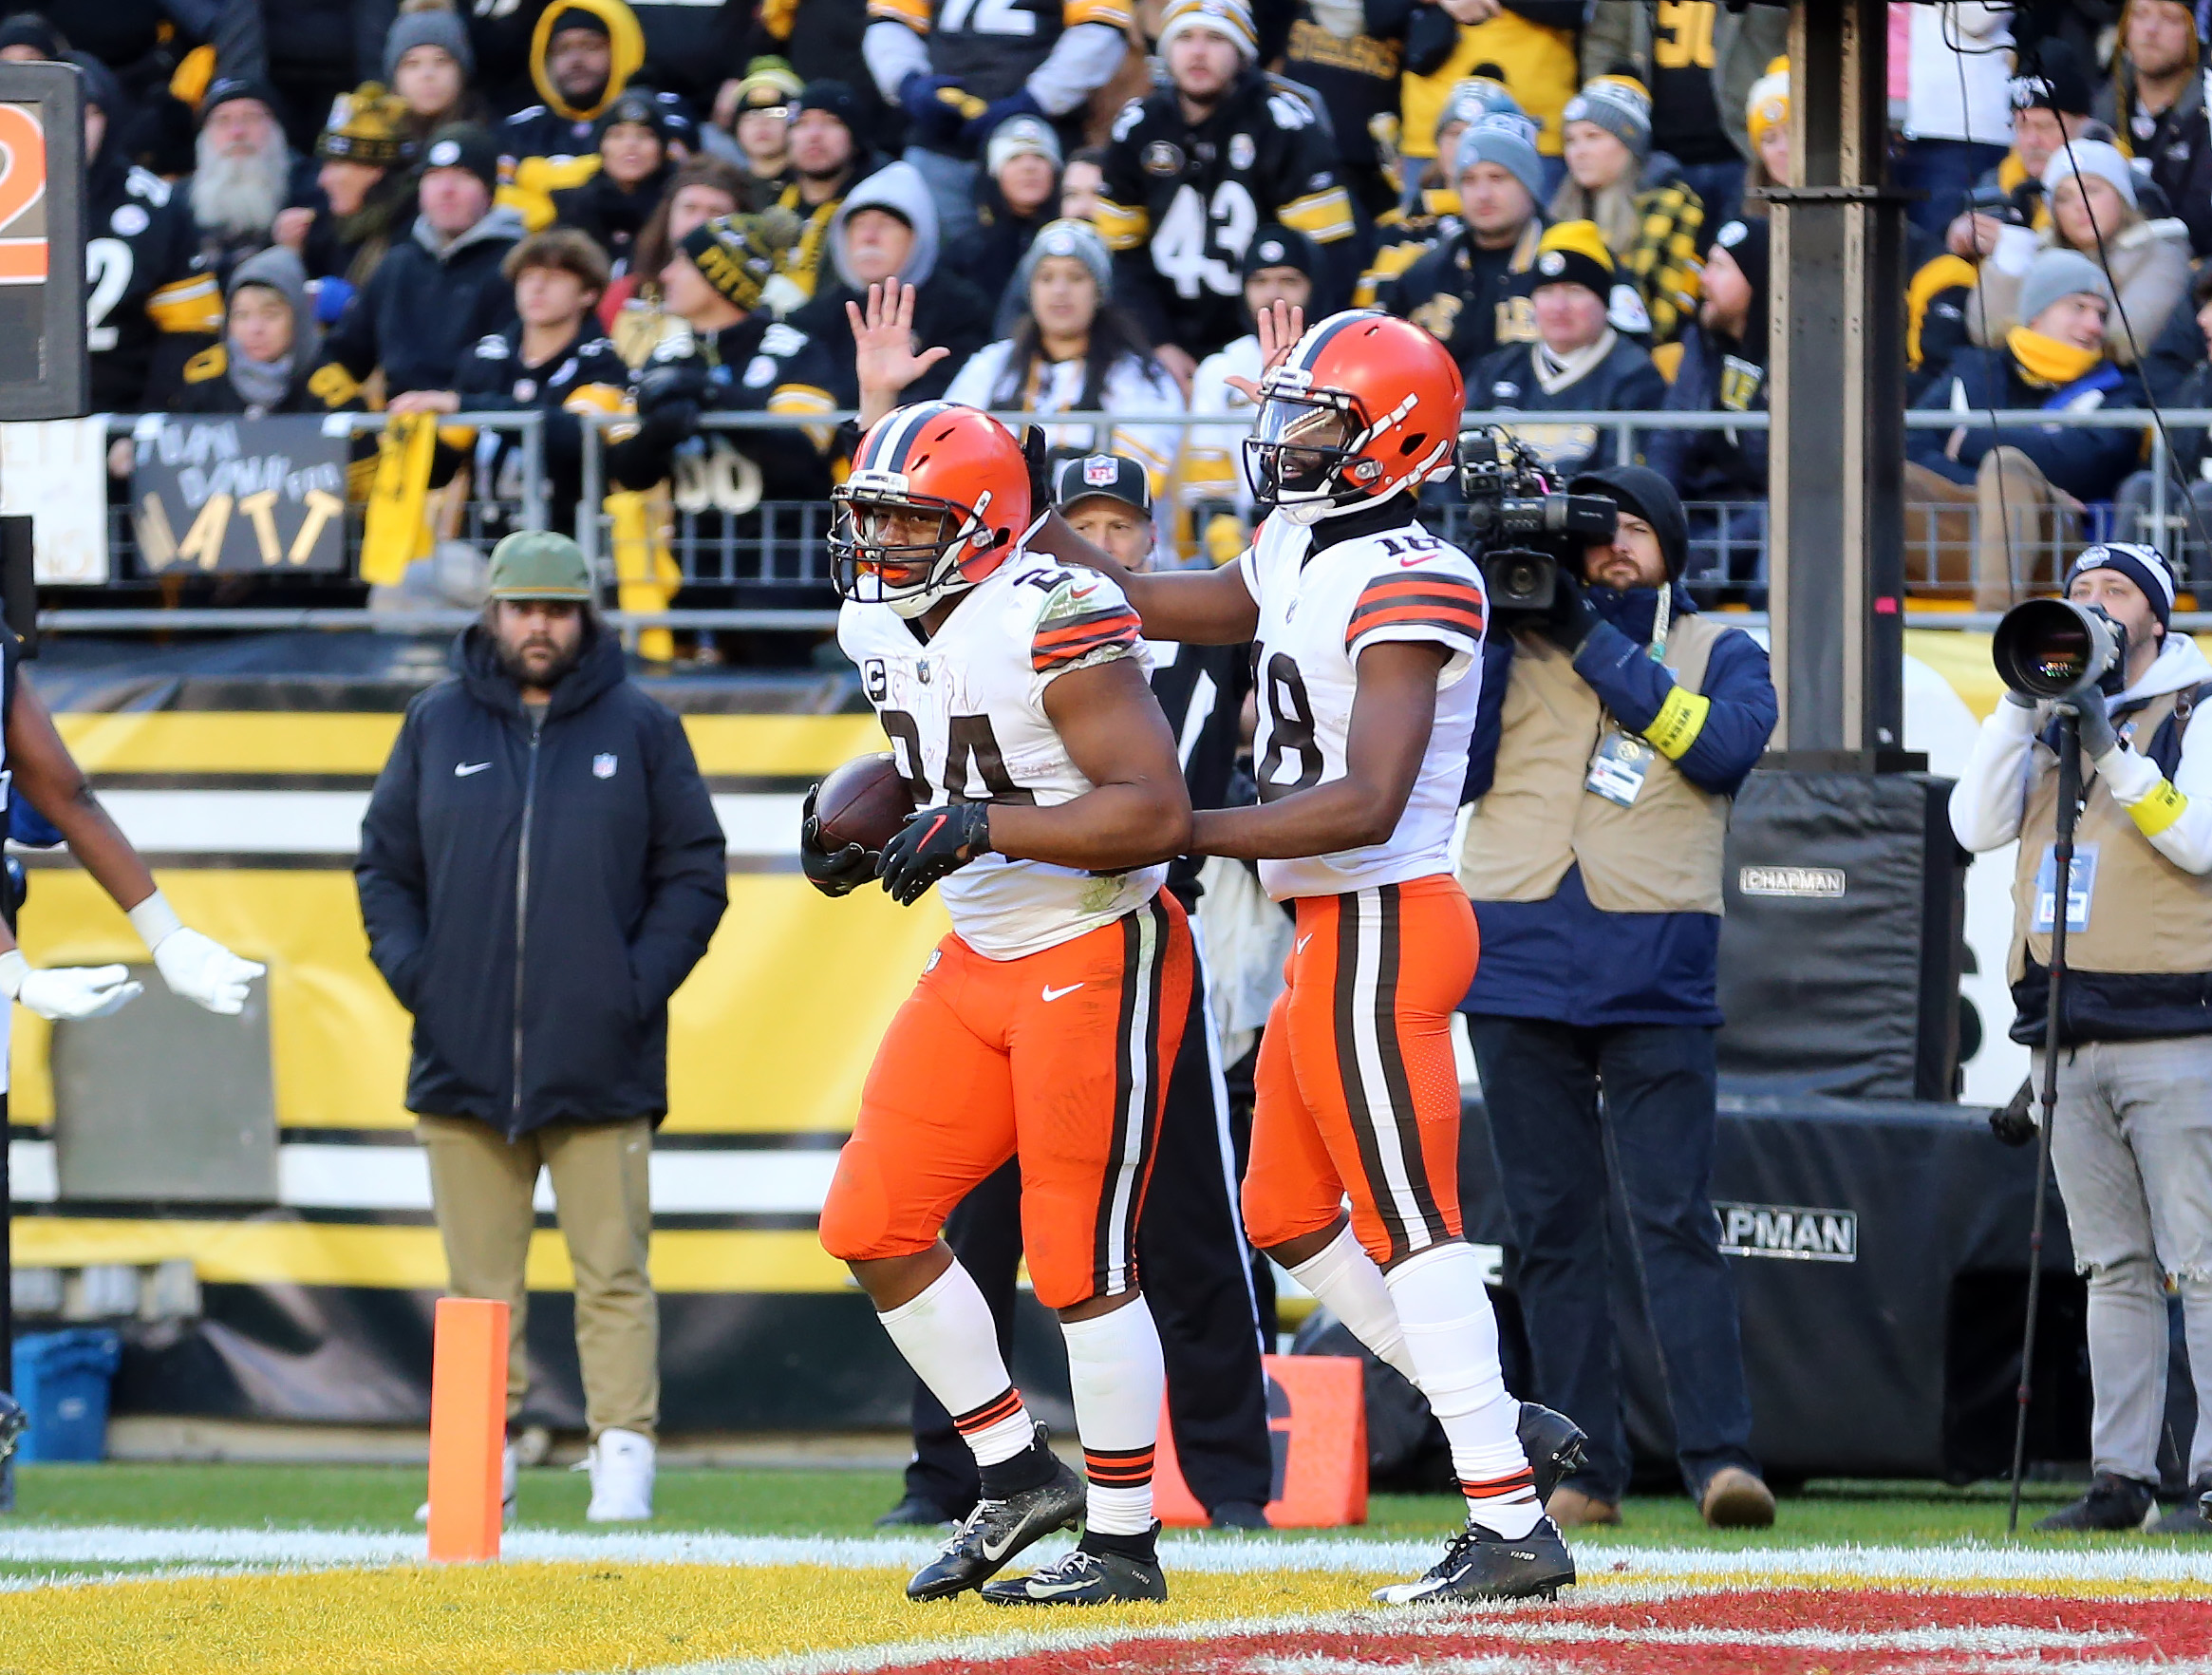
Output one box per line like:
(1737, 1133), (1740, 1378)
(904, 1450), (1086, 1600)
(1372, 1515), (1576, 1606)
(1517, 1402), (1588, 1505)
(980, 1546), (1168, 1606)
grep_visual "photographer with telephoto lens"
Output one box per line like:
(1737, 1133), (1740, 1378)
(1952, 542), (2212, 1535)
(1456, 462), (1779, 1532)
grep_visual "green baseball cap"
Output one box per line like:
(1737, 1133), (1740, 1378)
(486, 530), (593, 601)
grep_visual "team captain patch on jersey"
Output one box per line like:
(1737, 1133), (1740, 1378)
(1241, 514), (1487, 901)
(838, 549), (1167, 959)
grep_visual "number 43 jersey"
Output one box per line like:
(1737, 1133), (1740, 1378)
(838, 548), (1169, 960)
(1242, 513), (1488, 901)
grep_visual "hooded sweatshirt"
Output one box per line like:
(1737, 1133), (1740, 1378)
(174, 244), (325, 415)
(316, 204), (527, 401)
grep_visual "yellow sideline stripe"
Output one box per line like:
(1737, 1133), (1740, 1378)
(52, 713), (889, 779)
(0, 1563), (1375, 1675)
(6, 1219), (851, 1292)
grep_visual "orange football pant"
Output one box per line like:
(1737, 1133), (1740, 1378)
(820, 892), (1193, 1309)
(1242, 875), (1477, 1267)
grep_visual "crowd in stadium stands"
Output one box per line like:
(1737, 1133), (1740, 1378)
(31, 0), (2212, 652)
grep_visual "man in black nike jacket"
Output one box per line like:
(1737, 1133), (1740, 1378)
(357, 530), (725, 1524)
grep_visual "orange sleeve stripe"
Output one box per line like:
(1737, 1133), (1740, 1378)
(1035, 608), (1141, 647)
(1346, 604), (1486, 649)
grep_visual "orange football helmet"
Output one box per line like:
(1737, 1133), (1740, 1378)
(1246, 310), (1466, 523)
(832, 402), (1034, 616)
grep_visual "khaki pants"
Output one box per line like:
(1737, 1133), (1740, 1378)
(1904, 448), (2080, 611)
(418, 1116), (658, 1441)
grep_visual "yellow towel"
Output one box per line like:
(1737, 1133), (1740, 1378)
(360, 415), (440, 587)
(606, 489), (682, 664)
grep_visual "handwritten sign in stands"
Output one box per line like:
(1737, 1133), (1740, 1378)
(130, 415), (350, 574)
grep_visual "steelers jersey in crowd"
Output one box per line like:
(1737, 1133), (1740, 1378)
(869, 0), (1130, 104)
(1276, 0), (1411, 213)
(1097, 68), (1355, 357)
(86, 156), (219, 412)
(1375, 218), (1544, 377)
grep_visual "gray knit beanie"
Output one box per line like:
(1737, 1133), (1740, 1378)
(2017, 247), (2115, 329)
(1016, 217), (1113, 301)
(1564, 71), (1651, 160)
(1454, 115), (1546, 209)
(384, 3), (476, 85)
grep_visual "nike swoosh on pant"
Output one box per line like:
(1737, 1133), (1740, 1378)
(1040, 983), (1083, 1002)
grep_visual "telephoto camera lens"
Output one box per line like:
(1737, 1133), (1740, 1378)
(1992, 598), (2121, 700)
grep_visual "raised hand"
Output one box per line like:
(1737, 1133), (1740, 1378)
(1227, 299), (1307, 405)
(849, 281), (953, 429)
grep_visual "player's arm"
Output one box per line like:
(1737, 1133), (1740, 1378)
(1028, 510), (1261, 645)
(7, 674), (264, 1012)
(1191, 641), (1446, 859)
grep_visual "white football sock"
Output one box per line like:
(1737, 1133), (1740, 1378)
(877, 1263), (1037, 1469)
(1284, 1222), (1420, 1384)
(1061, 1297), (1165, 1536)
(1385, 1241), (1539, 1538)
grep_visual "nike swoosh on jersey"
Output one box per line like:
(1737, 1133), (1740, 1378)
(454, 762), (492, 777)
(1040, 982), (1083, 1002)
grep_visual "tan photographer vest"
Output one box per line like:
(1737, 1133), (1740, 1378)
(1458, 615), (1731, 915)
(2007, 687), (2212, 981)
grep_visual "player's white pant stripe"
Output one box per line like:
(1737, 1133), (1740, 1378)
(1100, 901), (1159, 1295)
(1349, 887), (1434, 1255)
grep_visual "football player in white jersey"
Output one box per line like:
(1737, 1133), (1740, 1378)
(1037, 306), (1582, 1604)
(803, 288), (1200, 1608)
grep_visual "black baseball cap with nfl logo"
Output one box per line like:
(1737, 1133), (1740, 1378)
(1053, 453), (1152, 515)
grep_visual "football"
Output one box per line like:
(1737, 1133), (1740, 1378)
(812, 751), (917, 854)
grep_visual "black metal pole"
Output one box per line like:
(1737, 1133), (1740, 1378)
(2008, 713), (2079, 1534)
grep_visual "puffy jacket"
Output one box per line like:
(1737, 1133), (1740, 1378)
(1460, 585), (1776, 1027)
(356, 626), (727, 1135)
(313, 206), (525, 402)
(1644, 324), (1769, 503)
(1907, 342), (2146, 503)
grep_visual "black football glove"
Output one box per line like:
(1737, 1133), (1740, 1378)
(1536, 569), (1597, 653)
(1021, 425), (1053, 516)
(799, 784), (877, 898)
(635, 361), (712, 414)
(877, 801), (992, 906)
(1989, 1076), (2037, 1147)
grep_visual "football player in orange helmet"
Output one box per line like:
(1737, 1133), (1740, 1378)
(1036, 304), (1584, 1605)
(806, 284), (1205, 1609)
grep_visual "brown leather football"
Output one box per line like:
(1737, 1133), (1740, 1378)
(812, 752), (917, 854)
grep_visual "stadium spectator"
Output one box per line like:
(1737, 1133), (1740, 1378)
(1059, 145), (1106, 221)
(940, 218), (1182, 502)
(1738, 55), (1790, 211)
(1946, 41), (2099, 253)
(1433, 1), (1581, 195)
(861, 0), (1129, 242)
(1378, 116), (1547, 378)
(1358, 72), (1531, 310)
(412, 229), (630, 536)
(957, 115), (1060, 332)
(2096, 0), (2212, 257)
(1548, 70), (1701, 344)
(549, 89), (677, 273)
(1905, 249), (2146, 609)
(725, 58), (803, 212)
(1961, 140), (2189, 370)
(356, 529), (728, 1526)
(384, 1), (483, 141)
(278, 83), (417, 290)
(1644, 217), (1771, 596)
(168, 245), (325, 415)
(1473, 222), (1666, 479)
(740, 0), (892, 150)
(599, 155), (744, 363)
(1896, 5), (2015, 242)
(1581, 0), (1789, 229)
(1460, 462), (1779, 1534)
(314, 123), (525, 406)
(1098, 0), (1355, 380)
(1185, 225), (1316, 561)
(79, 52), (220, 414)
(1949, 539), (2212, 1537)
(501, 0), (693, 232)
(2116, 271), (2212, 582)
(187, 76), (319, 284)
(760, 79), (885, 314)
(790, 160), (995, 410)
(1271, 0), (1427, 222)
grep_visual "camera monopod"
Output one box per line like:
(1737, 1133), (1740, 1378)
(1992, 598), (2123, 1535)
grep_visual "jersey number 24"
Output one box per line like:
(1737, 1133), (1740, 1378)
(880, 708), (1040, 806)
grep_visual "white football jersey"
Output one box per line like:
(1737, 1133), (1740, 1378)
(838, 547), (1168, 960)
(1240, 513), (1488, 900)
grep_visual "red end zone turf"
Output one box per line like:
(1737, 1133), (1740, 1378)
(868, 1589), (2212, 1675)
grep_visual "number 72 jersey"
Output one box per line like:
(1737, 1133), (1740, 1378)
(1243, 514), (1489, 902)
(837, 547), (1169, 960)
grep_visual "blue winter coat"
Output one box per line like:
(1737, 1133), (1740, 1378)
(1459, 585), (1776, 1027)
(1906, 344), (2146, 503)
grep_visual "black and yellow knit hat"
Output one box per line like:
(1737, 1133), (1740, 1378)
(678, 211), (798, 312)
(316, 83), (416, 169)
(1519, 220), (1616, 303)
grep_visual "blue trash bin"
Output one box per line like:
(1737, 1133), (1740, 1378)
(11, 1328), (122, 1462)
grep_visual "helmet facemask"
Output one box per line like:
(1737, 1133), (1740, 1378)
(1245, 377), (1406, 525)
(831, 471), (997, 619)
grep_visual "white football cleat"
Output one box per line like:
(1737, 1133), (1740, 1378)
(415, 1440), (517, 1523)
(584, 1427), (655, 1521)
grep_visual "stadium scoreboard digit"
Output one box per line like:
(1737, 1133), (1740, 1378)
(0, 61), (82, 422)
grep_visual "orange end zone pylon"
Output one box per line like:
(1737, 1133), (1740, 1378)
(425, 1297), (508, 1562)
(1153, 1353), (1367, 1527)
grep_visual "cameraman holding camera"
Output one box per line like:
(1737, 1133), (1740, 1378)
(1950, 542), (2212, 1536)
(1458, 462), (1779, 1531)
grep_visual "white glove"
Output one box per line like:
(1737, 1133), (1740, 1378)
(0, 950), (141, 1021)
(127, 891), (265, 1016)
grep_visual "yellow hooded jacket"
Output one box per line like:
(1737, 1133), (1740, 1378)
(498, 0), (647, 230)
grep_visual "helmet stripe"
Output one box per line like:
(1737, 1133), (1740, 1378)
(1290, 311), (1368, 375)
(881, 402), (951, 476)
